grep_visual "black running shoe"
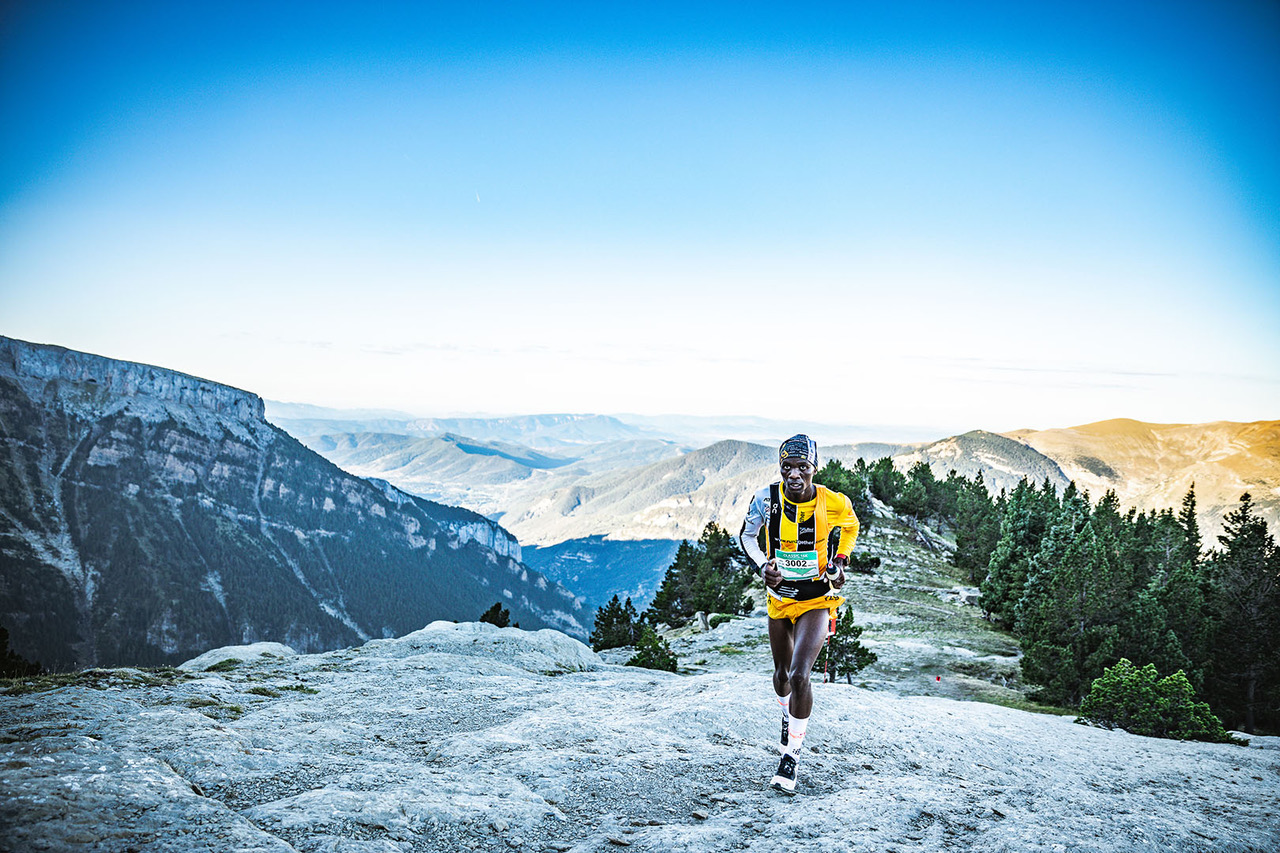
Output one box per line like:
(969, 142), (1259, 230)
(770, 752), (798, 795)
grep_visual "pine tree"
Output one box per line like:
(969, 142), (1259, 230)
(1077, 658), (1239, 743)
(815, 459), (873, 526)
(1204, 494), (1280, 733)
(1177, 484), (1203, 565)
(590, 595), (642, 651)
(1144, 493), (1212, 690)
(1016, 493), (1125, 705)
(867, 457), (906, 506)
(479, 602), (511, 628)
(816, 611), (878, 684)
(895, 478), (928, 519)
(980, 479), (1056, 628)
(954, 472), (1000, 584)
(643, 523), (750, 626)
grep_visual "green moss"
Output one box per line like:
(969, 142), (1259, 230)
(245, 686), (281, 697)
(279, 683), (320, 694)
(1, 666), (194, 695)
(204, 658), (242, 673)
(185, 696), (243, 719)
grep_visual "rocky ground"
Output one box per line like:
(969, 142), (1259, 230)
(2, 620), (1277, 853)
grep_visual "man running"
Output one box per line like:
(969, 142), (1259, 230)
(738, 434), (859, 794)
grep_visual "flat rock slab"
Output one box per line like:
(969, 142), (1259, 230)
(3, 621), (1278, 852)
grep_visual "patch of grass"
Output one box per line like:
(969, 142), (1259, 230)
(715, 644), (746, 656)
(185, 697), (244, 719)
(952, 660), (1007, 681)
(279, 683), (319, 694)
(245, 686), (281, 697)
(1, 667), (194, 695)
(204, 658), (242, 673)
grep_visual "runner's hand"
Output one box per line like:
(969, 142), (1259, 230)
(762, 557), (782, 589)
(827, 556), (848, 589)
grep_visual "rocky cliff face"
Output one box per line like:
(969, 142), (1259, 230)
(366, 477), (522, 561)
(0, 337), (584, 670)
(1, 337), (263, 423)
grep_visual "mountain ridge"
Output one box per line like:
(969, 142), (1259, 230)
(1004, 417), (1280, 535)
(0, 336), (585, 669)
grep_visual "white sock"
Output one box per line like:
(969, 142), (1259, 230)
(776, 693), (790, 712)
(787, 711), (809, 755)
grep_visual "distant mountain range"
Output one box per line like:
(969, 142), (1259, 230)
(269, 406), (660, 450)
(0, 337), (585, 670)
(299, 431), (686, 516)
(7, 338), (1269, 652)
(281, 404), (1279, 613)
(1006, 418), (1280, 537)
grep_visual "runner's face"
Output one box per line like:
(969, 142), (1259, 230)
(780, 458), (815, 500)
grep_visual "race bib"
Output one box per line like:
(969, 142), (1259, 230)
(775, 549), (819, 581)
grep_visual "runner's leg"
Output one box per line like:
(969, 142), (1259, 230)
(768, 616), (794, 698)
(786, 608), (830, 718)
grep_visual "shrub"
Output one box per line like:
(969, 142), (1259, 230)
(709, 614), (733, 629)
(626, 628), (678, 672)
(1077, 659), (1244, 744)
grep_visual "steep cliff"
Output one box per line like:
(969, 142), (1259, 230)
(0, 337), (584, 670)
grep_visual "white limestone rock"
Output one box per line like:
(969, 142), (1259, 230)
(3, 620), (1277, 853)
(180, 642), (299, 671)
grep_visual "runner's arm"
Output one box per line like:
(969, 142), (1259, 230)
(738, 491), (769, 573)
(834, 493), (859, 558)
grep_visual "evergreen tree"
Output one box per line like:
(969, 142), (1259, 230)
(1078, 659), (1239, 744)
(815, 612), (878, 684)
(954, 472), (1000, 584)
(1143, 495), (1212, 690)
(1177, 484), (1203, 565)
(814, 459), (873, 526)
(980, 479), (1057, 628)
(895, 478), (929, 519)
(643, 523), (750, 626)
(479, 602), (511, 628)
(867, 457), (906, 506)
(590, 595), (642, 651)
(0, 626), (41, 678)
(1016, 493), (1126, 705)
(1204, 494), (1280, 733)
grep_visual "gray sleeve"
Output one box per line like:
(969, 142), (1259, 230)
(738, 488), (770, 570)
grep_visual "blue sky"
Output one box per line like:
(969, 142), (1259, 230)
(2, 1), (1277, 435)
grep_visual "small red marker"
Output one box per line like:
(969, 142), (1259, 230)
(936, 676), (941, 682)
